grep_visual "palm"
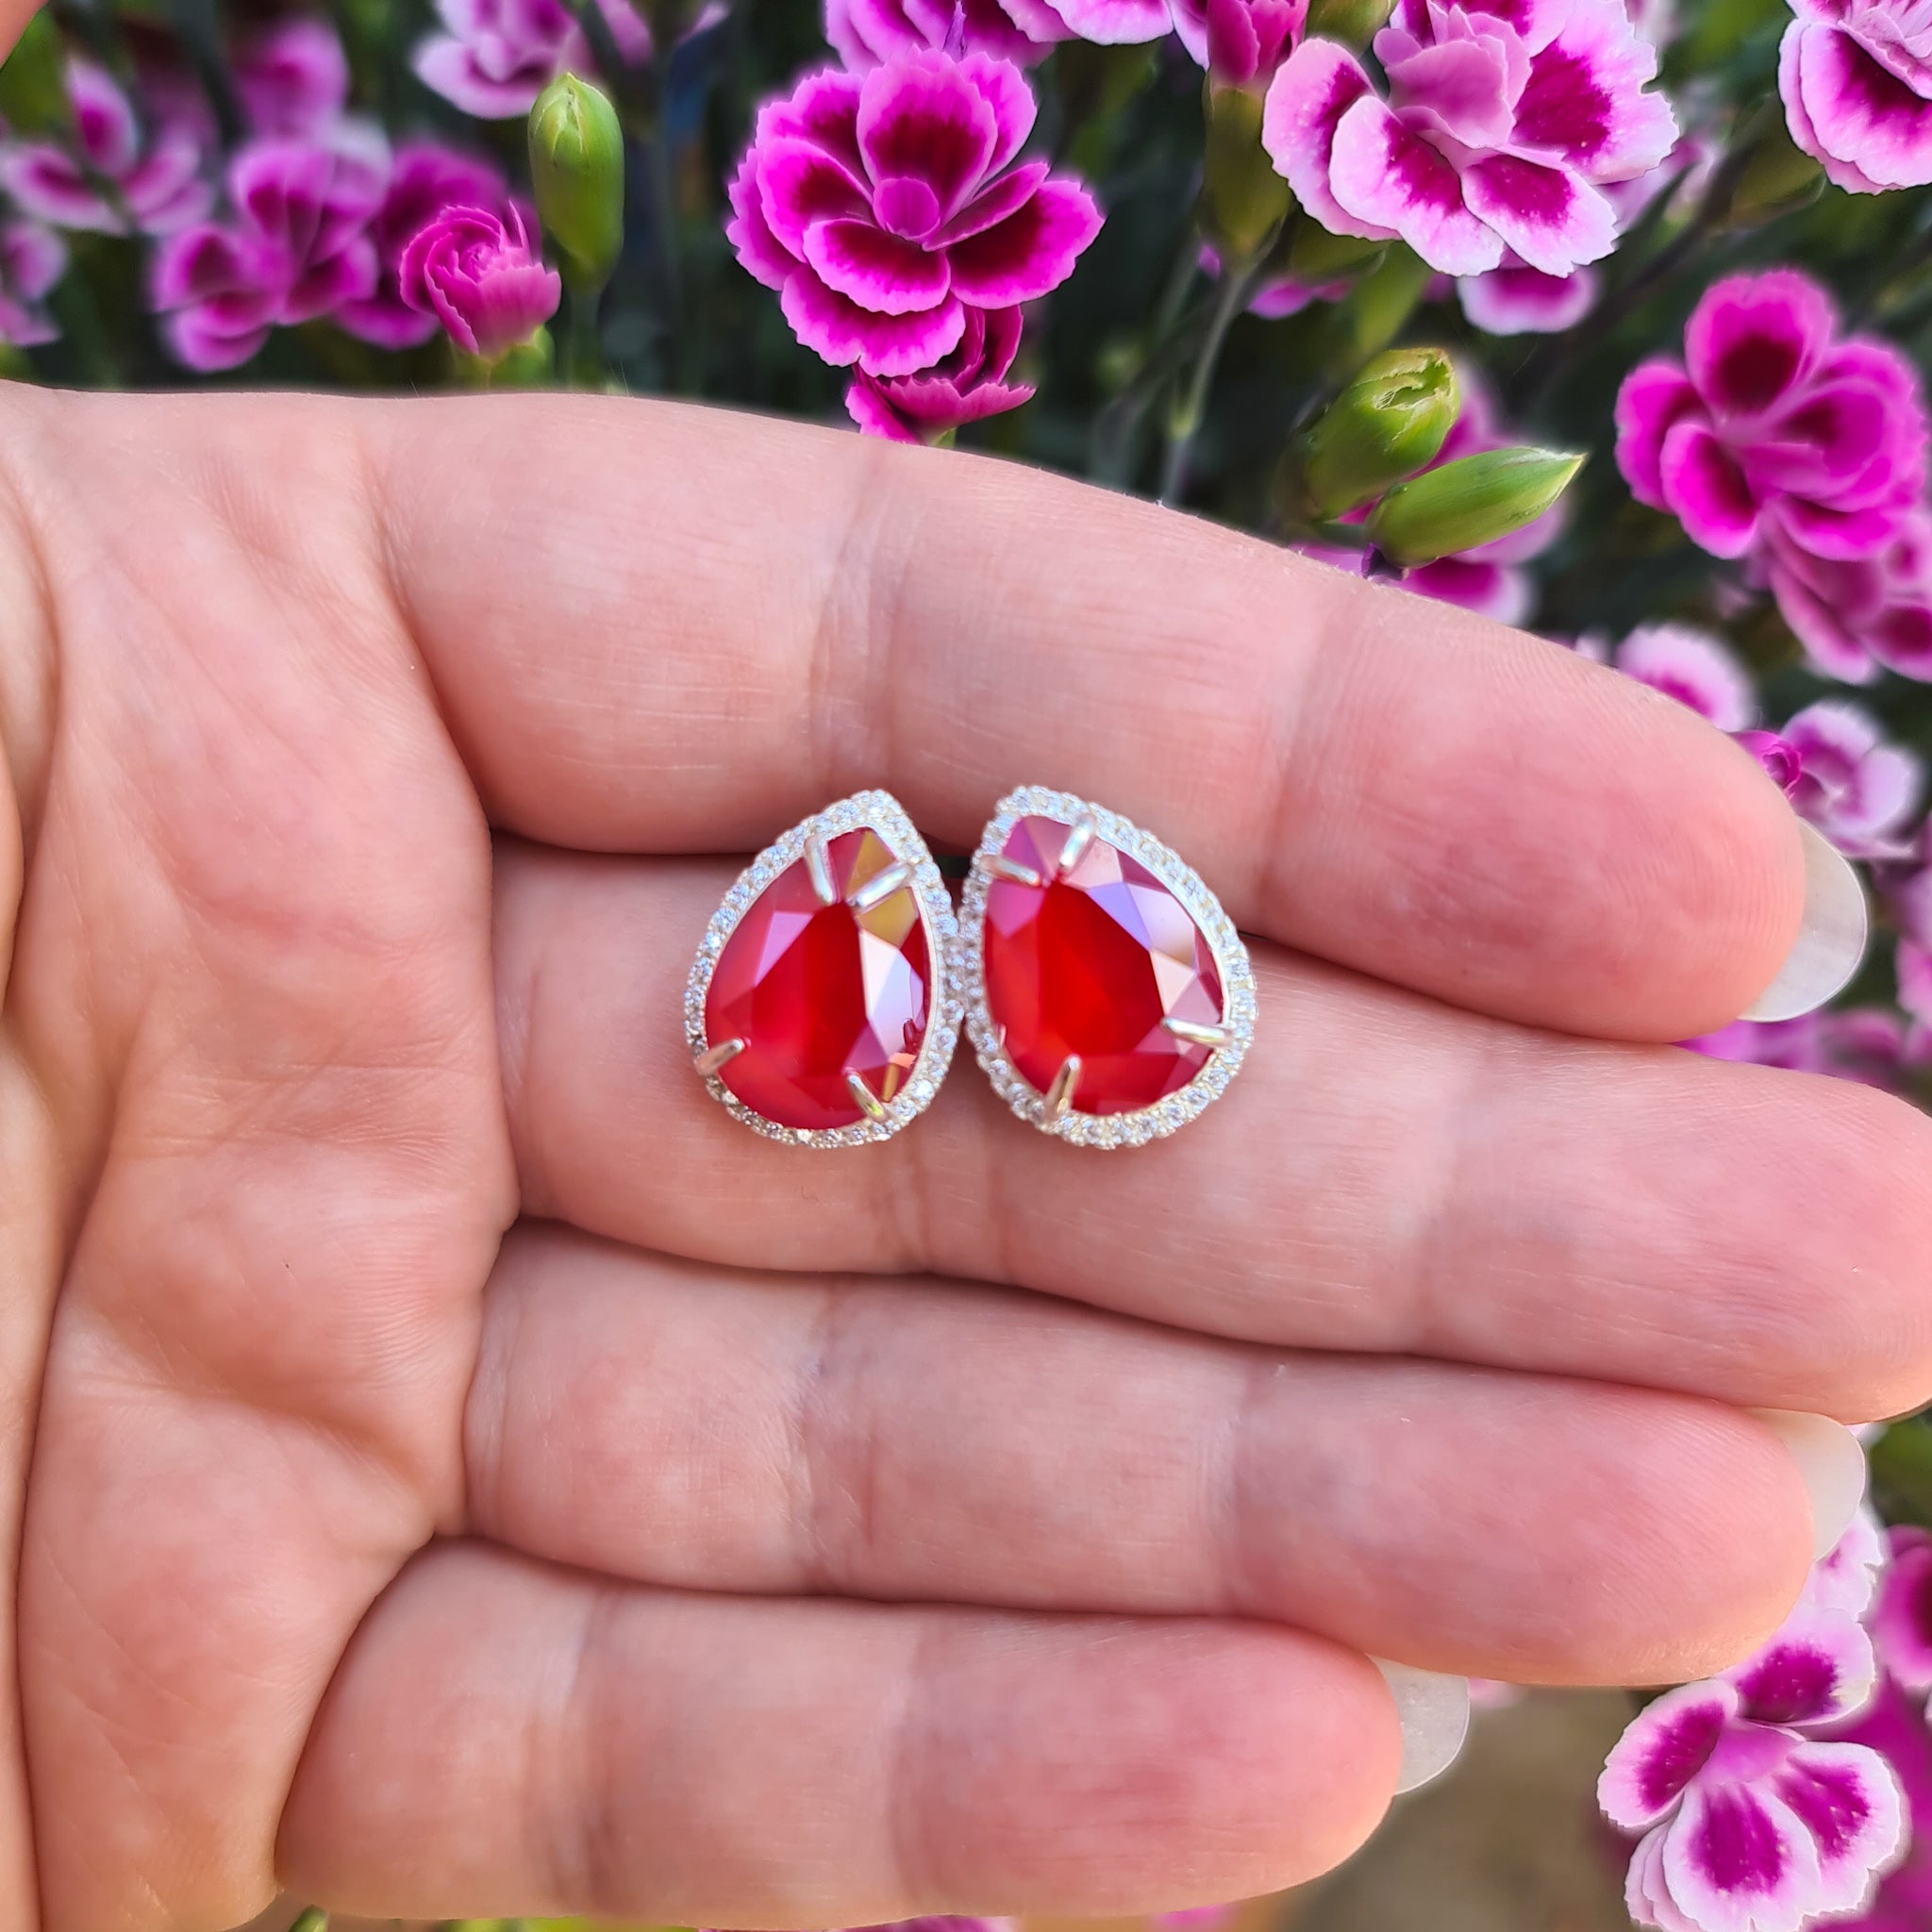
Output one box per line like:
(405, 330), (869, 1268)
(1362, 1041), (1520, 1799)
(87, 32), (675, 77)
(0, 385), (1923, 1932)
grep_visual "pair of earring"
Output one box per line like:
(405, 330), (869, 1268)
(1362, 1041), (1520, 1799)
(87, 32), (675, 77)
(687, 786), (1257, 1151)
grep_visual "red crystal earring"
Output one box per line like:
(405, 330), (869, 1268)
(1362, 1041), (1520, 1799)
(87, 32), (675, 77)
(959, 787), (1256, 1147)
(688, 791), (959, 1146)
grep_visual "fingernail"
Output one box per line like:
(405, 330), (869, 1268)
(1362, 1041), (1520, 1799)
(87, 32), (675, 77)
(1740, 822), (1866, 1023)
(1750, 1408), (1868, 1558)
(1373, 1658), (1471, 1793)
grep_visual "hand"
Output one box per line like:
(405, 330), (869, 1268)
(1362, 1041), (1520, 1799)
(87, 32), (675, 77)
(0, 386), (1923, 1932)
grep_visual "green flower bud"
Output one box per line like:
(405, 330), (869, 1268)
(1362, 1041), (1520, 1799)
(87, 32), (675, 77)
(1200, 79), (1294, 263)
(1366, 446), (1584, 568)
(1287, 347), (1458, 521)
(528, 73), (625, 294)
(0, 13), (74, 140)
(1304, 0), (1396, 46)
(288, 1911), (329, 1932)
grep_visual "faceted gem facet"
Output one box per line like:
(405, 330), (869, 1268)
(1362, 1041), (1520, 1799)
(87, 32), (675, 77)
(706, 827), (931, 1131)
(982, 814), (1225, 1116)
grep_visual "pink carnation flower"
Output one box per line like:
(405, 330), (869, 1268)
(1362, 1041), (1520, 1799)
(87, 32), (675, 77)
(1780, 0), (1932, 192)
(1260, 0), (1678, 278)
(1617, 270), (1927, 563)
(1871, 1527), (1932, 1698)
(1819, 1673), (1932, 1932)
(1042, 0), (1303, 82)
(399, 201), (561, 358)
(1780, 701), (1922, 858)
(0, 58), (211, 238)
(846, 302), (1034, 439)
(1683, 1010), (1923, 1082)
(826, 0), (1066, 68)
(1589, 623), (1758, 729)
(413, 0), (653, 118)
(339, 142), (516, 349)
(1804, 1508), (1889, 1619)
(1601, 1609), (1905, 1932)
(727, 51), (1101, 377)
(234, 18), (353, 137)
(1764, 508), (1932, 683)
(0, 219), (66, 348)
(150, 131), (389, 371)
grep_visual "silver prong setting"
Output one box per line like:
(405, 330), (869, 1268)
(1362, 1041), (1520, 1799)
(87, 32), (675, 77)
(1057, 818), (1095, 875)
(1163, 1016), (1232, 1049)
(957, 787), (1257, 1149)
(1044, 1055), (1081, 1121)
(850, 858), (914, 912)
(806, 834), (837, 907)
(847, 1072), (889, 1121)
(977, 853), (1043, 889)
(686, 791), (962, 1149)
(695, 1036), (748, 1075)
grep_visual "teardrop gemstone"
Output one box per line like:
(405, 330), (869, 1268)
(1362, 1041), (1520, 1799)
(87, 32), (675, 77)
(705, 827), (931, 1131)
(982, 814), (1225, 1116)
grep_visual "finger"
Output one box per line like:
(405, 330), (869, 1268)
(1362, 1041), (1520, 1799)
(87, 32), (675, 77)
(494, 843), (1932, 1422)
(277, 1541), (1397, 1924)
(354, 390), (1803, 1040)
(466, 1224), (1813, 1684)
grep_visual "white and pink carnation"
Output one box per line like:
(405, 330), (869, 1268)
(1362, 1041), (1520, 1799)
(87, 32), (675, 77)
(1260, 0), (1679, 278)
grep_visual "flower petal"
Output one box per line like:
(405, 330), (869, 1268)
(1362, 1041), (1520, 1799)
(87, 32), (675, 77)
(1613, 623), (1757, 729)
(1659, 418), (1761, 558)
(857, 51), (1000, 221)
(1600, 1681), (1742, 1831)
(1800, 1505), (1888, 1618)
(943, 174), (1101, 304)
(1774, 1741), (1906, 1918)
(756, 136), (872, 258)
(781, 260), (968, 372)
(1262, 40), (1394, 242)
(1872, 1526), (1932, 1694)
(1513, 0), (1677, 180)
(1726, 1607), (1877, 1728)
(1793, 18), (1932, 191)
(1685, 269), (1838, 421)
(1460, 152), (1615, 274)
(804, 215), (952, 311)
(1615, 358), (1702, 508)
(1658, 1776), (1823, 1932)
(1329, 96), (1502, 274)
(1458, 260), (1599, 332)
(935, 158), (1051, 242)
(1044, 0), (1176, 39)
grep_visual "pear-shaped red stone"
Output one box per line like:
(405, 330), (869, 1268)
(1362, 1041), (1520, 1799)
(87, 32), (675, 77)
(983, 814), (1224, 1116)
(706, 827), (930, 1131)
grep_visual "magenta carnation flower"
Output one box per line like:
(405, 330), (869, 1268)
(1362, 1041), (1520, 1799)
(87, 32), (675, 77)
(0, 58), (211, 238)
(1617, 270), (1928, 563)
(0, 219), (66, 348)
(150, 132), (389, 371)
(339, 142), (515, 349)
(412, 0), (653, 118)
(727, 52), (1102, 377)
(1592, 622), (1758, 728)
(1780, 702), (1922, 858)
(400, 201), (561, 358)
(234, 18), (352, 137)
(846, 302), (1035, 439)
(1780, 0), (1932, 192)
(1765, 508), (1932, 683)
(1820, 1672), (1932, 1932)
(1684, 1010), (1920, 1080)
(1602, 1609), (1905, 1932)
(1871, 1527), (1932, 1697)
(1261, 0), (1678, 278)
(826, 0), (1065, 68)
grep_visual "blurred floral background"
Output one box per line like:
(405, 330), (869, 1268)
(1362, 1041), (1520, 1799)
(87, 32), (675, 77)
(12, 0), (1932, 1920)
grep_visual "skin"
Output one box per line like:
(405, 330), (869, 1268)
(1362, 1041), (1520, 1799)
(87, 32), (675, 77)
(0, 384), (1927, 1932)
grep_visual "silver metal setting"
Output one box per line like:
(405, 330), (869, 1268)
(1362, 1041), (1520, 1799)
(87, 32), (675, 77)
(686, 790), (961, 1148)
(959, 786), (1257, 1148)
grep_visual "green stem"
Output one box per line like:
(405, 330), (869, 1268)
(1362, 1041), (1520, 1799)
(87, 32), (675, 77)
(565, 280), (608, 388)
(1158, 244), (1274, 506)
(1090, 217), (1205, 485)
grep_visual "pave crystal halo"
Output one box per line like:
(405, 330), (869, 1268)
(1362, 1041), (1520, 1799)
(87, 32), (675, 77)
(959, 787), (1257, 1148)
(686, 790), (961, 1147)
